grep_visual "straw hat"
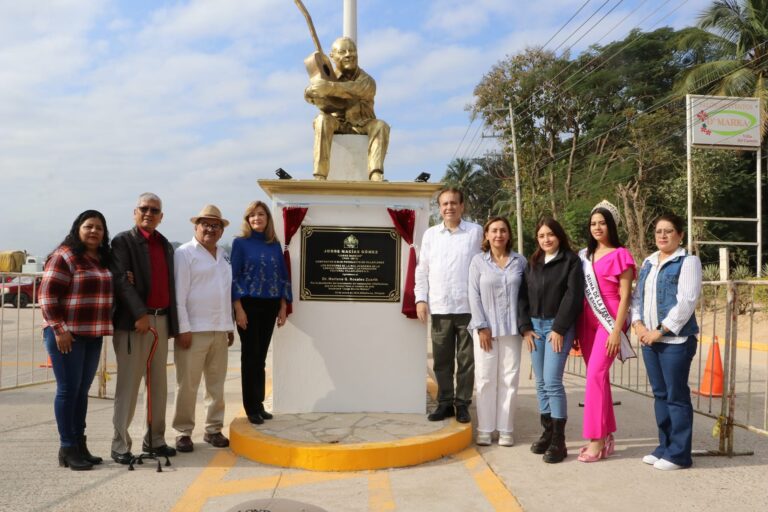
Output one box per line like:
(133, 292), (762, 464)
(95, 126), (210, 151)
(190, 204), (230, 227)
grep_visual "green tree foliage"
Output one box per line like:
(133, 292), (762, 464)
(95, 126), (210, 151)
(448, 16), (766, 265)
(441, 157), (509, 224)
(676, 0), (768, 134)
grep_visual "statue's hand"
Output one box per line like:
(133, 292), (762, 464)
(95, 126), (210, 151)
(307, 78), (335, 97)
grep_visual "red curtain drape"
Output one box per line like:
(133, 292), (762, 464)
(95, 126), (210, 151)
(282, 207), (308, 315)
(387, 208), (417, 319)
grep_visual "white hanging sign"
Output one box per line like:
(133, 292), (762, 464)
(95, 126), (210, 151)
(689, 95), (761, 149)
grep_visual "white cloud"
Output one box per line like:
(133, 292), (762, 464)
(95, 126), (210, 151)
(0, 0), (716, 255)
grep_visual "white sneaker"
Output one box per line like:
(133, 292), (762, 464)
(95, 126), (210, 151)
(653, 458), (684, 471)
(476, 432), (492, 446)
(642, 454), (659, 465)
(498, 433), (514, 447)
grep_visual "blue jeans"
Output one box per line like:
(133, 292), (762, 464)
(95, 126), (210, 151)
(642, 336), (697, 467)
(44, 327), (103, 447)
(529, 318), (574, 419)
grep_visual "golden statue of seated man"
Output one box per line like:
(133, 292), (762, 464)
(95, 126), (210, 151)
(304, 37), (390, 181)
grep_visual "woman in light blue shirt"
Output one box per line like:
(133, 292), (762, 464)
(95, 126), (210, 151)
(631, 212), (702, 470)
(468, 216), (526, 446)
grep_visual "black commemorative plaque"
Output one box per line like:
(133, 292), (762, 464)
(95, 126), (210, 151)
(300, 226), (400, 302)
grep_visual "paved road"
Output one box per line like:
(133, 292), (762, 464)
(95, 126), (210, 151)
(1, 343), (767, 512)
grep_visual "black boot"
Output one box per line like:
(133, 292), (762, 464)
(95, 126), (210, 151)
(530, 413), (552, 454)
(58, 446), (93, 471)
(543, 418), (567, 463)
(78, 435), (103, 465)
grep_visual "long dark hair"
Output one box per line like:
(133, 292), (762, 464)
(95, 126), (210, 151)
(50, 210), (111, 267)
(586, 207), (622, 257)
(530, 216), (573, 265)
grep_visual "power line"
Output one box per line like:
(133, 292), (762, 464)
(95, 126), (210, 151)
(466, 0), (686, 164)
(459, 117), (486, 161)
(448, 0), (610, 168)
(556, 0), (627, 57)
(512, 0), (677, 122)
(526, 45), (768, 176)
(451, 116), (477, 161)
(551, 0), (613, 55)
(540, 0), (593, 50)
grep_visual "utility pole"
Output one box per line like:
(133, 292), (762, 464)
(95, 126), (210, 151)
(343, 0), (357, 43)
(479, 103), (525, 254)
(509, 102), (524, 255)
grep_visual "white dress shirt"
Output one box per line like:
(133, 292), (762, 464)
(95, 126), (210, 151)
(175, 238), (234, 334)
(630, 247), (702, 344)
(414, 219), (483, 315)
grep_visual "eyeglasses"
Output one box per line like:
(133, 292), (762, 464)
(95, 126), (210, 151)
(199, 222), (223, 231)
(137, 206), (161, 215)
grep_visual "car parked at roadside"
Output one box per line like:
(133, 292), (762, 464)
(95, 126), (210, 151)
(1, 276), (42, 308)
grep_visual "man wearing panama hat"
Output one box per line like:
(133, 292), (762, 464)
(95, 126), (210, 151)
(172, 205), (235, 452)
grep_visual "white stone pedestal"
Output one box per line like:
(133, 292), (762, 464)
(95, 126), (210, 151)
(258, 180), (441, 413)
(328, 134), (368, 181)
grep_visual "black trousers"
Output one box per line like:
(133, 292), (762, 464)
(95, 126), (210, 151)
(237, 297), (281, 417)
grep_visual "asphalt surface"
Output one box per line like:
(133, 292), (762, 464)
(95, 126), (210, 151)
(1, 341), (768, 512)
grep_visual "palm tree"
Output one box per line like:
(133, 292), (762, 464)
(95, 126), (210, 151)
(442, 158), (479, 190)
(676, 0), (768, 134)
(441, 157), (504, 223)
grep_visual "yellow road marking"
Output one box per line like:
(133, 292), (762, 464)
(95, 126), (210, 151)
(699, 335), (768, 352)
(368, 472), (396, 511)
(170, 450), (238, 512)
(213, 471), (358, 496)
(454, 447), (523, 512)
(172, 377), (519, 512)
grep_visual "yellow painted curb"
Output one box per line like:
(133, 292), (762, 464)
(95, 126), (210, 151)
(699, 335), (768, 352)
(230, 416), (472, 472)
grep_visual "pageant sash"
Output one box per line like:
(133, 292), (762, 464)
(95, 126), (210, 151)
(579, 249), (636, 363)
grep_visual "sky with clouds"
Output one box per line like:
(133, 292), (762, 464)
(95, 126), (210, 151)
(0, 0), (711, 256)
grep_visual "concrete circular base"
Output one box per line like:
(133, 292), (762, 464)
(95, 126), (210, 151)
(229, 415), (472, 472)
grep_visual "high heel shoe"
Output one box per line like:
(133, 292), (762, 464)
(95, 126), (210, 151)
(603, 434), (615, 457)
(577, 448), (604, 463)
(58, 446), (93, 471)
(78, 435), (103, 465)
(577, 439), (606, 463)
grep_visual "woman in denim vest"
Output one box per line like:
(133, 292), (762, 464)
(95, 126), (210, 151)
(631, 213), (702, 470)
(519, 217), (583, 463)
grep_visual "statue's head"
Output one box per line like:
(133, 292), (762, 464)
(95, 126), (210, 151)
(330, 37), (358, 74)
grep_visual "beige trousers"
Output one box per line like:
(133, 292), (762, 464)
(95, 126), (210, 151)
(111, 315), (169, 453)
(172, 331), (229, 437)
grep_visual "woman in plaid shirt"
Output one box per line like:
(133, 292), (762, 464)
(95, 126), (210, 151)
(40, 210), (113, 471)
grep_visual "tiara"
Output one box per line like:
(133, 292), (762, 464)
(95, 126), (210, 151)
(591, 199), (620, 226)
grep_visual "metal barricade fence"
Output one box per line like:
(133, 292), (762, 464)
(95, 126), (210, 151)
(566, 280), (768, 456)
(5, 270), (767, 435)
(0, 271), (115, 396)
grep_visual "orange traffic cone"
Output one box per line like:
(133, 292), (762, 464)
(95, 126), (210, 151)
(570, 341), (582, 357)
(39, 356), (52, 368)
(694, 336), (723, 397)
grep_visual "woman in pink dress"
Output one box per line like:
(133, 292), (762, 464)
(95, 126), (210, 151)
(577, 200), (635, 462)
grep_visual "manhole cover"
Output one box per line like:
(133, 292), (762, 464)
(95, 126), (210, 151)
(225, 498), (328, 512)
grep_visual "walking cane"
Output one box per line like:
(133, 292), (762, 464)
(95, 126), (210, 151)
(128, 327), (171, 472)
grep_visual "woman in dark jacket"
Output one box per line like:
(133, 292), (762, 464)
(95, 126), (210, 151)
(519, 217), (583, 463)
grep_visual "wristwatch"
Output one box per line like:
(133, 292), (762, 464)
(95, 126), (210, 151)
(656, 324), (669, 335)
